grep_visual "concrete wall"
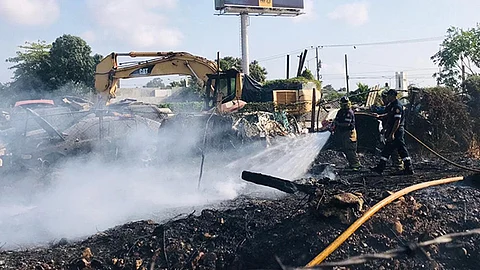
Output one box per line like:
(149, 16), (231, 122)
(113, 87), (185, 104)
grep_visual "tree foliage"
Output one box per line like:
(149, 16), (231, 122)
(408, 86), (473, 152)
(0, 82), (8, 106)
(47, 34), (98, 89)
(219, 57), (268, 83)
(219, 57), (242, 71)
(5, 35), (101, 96)
(144, 78), (165, 88)
(300, 69), (315, 80)
(168, 79), (187, 88)
(249, 60), (268, 83)
(432, 25), (480, 87)
(463, 75), (480, 143)
(164, 77), (203, 102)
(6, 40), (51, 92)
(463, 75), (480, 102)
(349, 82), (370, 104)
(322, 84), (343, 101)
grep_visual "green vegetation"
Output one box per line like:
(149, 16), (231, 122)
(220, 56), (268, 83)
(158, 102), (204, 113)
(432, 24), (480, 87)
(263, 76), (321, 92)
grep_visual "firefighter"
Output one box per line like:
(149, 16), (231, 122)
(331, 96), (361, 170)
(371, 89), (414, 175)
(376, 91), (404, 170)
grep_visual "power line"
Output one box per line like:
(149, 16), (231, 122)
(256, 48), (307, 62)
(317, 36), (444, 48)
(321, 68), (438, 76)
(353, 61), (437, 70)
(256, 36), (444, 63)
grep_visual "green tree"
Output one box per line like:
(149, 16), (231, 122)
(0, 82), (7, 106)
(219, 56), (268, 83)
(349, 82), (370, 104)
(6, 40), (52, 92)
(432, 25), (480, 87)
(47, 34), (99, 89)
(6, 36), (101, 95)
(249, 60), (268, 83)
(300, 69), (315, 80)
(144, 78), (165, 88)
(187, 76), (203, 93)
(169, 79), (187, 88)
(322, 84), (343, 101)
(463, 75), (480, 144)
(219, 56), (242, 71)
(322, 84), (335, 92)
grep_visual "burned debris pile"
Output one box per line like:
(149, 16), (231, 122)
(0, 97), (299, 175)
(1, 150), (479, 269)
(1, 85), (480, 270)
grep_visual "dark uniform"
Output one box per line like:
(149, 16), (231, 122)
(371, 90), (414, 175)
(372, 92), (404, 169)
(333, 98), (361, 169)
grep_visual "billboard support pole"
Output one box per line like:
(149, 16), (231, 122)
(240, 12), (250, 75)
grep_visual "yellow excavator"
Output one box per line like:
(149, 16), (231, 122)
(94, 51), (248, 111)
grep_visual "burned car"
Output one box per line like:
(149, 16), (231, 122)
(0, 111), (160, 174)
(107, 99), (173, 122)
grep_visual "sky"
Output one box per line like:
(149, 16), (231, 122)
(0, 0), (479, 89)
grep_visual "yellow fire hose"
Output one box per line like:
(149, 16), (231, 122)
(405, 130), (480, 173)
(306, 176), (464, 267)
(306, 112), (480, 267)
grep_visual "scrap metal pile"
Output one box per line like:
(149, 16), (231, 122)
(0, 97), (300, 175)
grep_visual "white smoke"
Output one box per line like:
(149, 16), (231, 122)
(0, 115), (329, 249)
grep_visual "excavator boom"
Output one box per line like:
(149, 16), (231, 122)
(95, 52), (219, 104)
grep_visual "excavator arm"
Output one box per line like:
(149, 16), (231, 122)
(95, 52), (219, 105)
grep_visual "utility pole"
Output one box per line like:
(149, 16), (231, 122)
(286, 54), (290, 79)
(315, 46), (320, 81)
(345, 54), (350, 94)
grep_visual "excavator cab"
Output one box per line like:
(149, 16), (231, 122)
(204, 69), (243, 110)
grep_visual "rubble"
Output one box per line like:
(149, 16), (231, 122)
(0, 150), (479, 269)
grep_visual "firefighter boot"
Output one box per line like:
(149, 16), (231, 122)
(402, 159), (415, 175)
(370, 160), (386, 175)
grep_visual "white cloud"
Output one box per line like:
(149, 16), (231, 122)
(0, 0), (59, 26)
(293, 0), (316, 22)
(80, 30), (96, 44)
(322, 62), (344, 75)
(328, 2), (369, 27)
(86, 0), (183, 48)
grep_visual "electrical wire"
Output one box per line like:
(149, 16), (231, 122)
(318, 36), (444, 48)
(256, 36), (444, 63)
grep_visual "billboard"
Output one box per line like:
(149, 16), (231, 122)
(215, 0), (304, 11)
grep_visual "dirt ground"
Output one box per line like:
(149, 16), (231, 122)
(1, 149), (480, 270)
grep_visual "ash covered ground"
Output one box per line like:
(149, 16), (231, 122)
(1, 134), (480, 269)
